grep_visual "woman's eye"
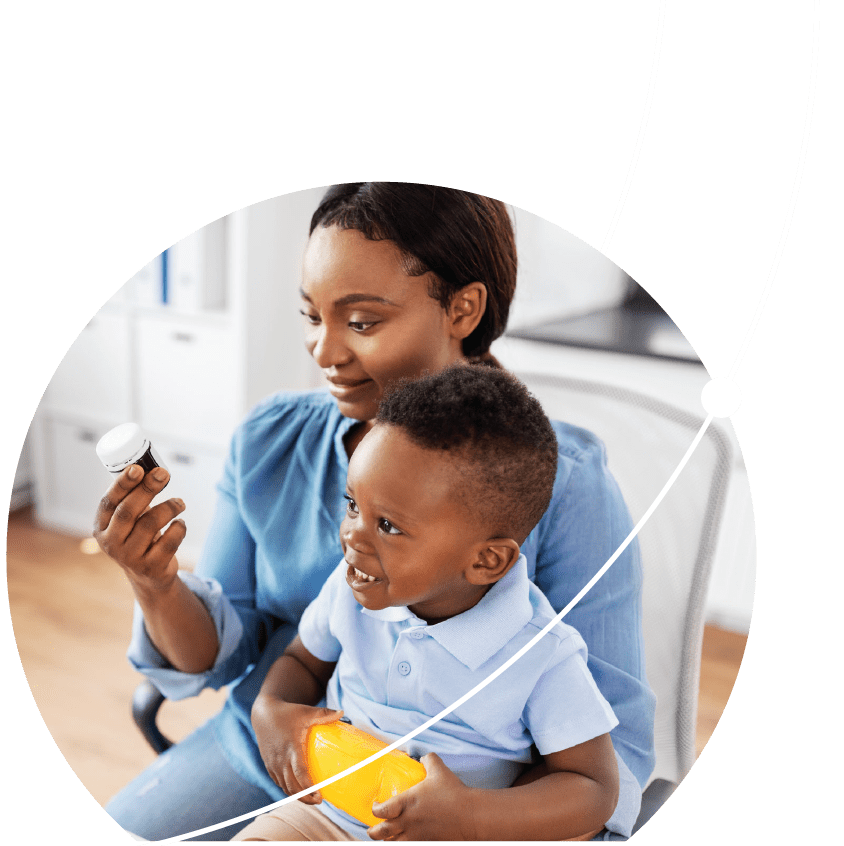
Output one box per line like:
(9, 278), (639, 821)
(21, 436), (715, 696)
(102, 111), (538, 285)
(299, 309), (320, 325)
(378, 518), (402, 536)
(343, 495), (358, 515)
(348, 320), (377, 333)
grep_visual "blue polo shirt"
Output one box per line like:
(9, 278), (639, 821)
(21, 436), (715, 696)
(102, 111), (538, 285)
(127, 388), (654, 837)
(299, 555), (619, 839)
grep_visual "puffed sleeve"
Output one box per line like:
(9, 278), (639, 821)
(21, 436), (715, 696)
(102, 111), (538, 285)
(126, 409), (283, 700)
(531, 421), (656, 789)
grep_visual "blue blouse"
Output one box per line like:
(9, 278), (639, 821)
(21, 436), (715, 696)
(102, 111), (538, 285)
(128, 388), (655, 836)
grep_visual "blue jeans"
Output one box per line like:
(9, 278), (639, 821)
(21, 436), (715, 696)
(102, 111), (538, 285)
(105, 716), (277, 841)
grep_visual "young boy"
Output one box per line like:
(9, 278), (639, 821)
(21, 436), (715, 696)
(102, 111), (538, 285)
(235, 365), (620, 841)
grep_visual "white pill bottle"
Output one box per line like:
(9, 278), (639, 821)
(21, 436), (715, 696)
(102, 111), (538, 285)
(96, 422), (169, 478)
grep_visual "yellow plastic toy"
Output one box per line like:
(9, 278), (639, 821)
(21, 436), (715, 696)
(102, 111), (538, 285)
(306, 720), (427, 827)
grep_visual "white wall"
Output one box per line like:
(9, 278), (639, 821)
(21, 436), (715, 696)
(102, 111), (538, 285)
(509, 204), (631, 329)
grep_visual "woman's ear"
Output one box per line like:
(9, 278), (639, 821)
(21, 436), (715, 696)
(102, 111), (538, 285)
(466, 538), (521, 586)
(448, 282), (487, 341)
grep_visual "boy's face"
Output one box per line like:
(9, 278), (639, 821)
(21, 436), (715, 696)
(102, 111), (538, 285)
(341, 424), (491, 623)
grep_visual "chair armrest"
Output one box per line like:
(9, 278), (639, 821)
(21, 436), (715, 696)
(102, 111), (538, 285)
(132, 679), (174, 755)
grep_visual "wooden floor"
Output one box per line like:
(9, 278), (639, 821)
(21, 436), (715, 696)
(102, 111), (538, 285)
(6, 507), (746, 807)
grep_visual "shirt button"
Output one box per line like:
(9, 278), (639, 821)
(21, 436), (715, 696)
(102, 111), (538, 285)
(410, 631), (424, 639)
(398, 661), (411, 676)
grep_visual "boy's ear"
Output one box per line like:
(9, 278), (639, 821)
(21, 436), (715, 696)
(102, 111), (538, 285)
(448, 282), (487, 341)
(466, 538), (521, 585)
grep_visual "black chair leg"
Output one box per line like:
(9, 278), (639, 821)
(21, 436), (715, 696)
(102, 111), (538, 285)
(132, 679), (174, 755)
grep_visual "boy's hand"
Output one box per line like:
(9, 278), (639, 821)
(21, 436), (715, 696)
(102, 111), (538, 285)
(368, 753), (478, 841)
(251, 696), (342, 804)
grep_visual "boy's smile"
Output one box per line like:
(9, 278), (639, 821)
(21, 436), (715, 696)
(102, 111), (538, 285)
(340, 423), (495, 624)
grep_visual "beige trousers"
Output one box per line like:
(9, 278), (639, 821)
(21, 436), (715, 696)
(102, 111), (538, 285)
(232, 801), (359, 841)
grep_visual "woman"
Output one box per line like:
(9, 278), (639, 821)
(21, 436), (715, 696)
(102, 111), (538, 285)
(96, 183), (655, 841)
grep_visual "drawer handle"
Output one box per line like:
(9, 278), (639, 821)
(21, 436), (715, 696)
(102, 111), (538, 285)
(171, 453), (194, 465)
(77, 430), (97, 443)
(173, 332), (195, 343)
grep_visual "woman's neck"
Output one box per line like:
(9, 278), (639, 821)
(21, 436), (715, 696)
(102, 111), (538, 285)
(343, 420), (374, 458)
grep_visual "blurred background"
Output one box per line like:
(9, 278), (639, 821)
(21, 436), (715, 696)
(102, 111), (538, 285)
(7, 187), (752, 807)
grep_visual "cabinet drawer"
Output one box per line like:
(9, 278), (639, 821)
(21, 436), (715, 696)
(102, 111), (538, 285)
(39, 417), (116, 534)
(41, 310), (132, 422)
(136, 317), (239, 447)
(152, 438), (227, 566)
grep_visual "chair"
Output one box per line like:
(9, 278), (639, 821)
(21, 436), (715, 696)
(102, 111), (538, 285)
(514, 371), (734, 833)
(132, 679), (173, 755)
(132, 373), (736, 833)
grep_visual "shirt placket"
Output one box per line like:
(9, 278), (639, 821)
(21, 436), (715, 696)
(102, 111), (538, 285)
(386, 621), (426, 709)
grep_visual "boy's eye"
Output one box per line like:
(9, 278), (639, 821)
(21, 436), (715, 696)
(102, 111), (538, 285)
(299, 309), (320, 325)
(378, 518), (402, 536)
(343, 494), (358, 515)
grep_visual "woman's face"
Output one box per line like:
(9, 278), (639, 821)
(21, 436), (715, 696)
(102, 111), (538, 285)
(299, 225), (469, 422)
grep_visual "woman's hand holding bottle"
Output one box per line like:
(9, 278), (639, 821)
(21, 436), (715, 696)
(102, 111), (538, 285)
(92, 464), (217, 673)
(93, 464), (186, 595)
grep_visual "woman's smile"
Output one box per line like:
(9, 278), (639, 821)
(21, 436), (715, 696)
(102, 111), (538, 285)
(326, 376), (374, 400)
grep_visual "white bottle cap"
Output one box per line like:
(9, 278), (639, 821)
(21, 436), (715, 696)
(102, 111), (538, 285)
(96, 422), (149, 471)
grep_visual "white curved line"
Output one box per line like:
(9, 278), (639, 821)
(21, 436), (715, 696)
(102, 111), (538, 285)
(601, 0), (666, 255)
(727, 0), (821, 379)
(162, 413), (714, 842)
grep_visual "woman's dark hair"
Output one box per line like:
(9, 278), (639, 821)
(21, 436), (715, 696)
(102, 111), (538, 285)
(376, 363), (558, 544)
(310, 183), (517, 360)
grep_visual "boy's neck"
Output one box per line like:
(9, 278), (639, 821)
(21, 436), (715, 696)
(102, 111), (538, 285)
(408, 583), (493, 626)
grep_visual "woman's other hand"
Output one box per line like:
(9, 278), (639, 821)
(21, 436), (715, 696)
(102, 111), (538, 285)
(252, 697), (343, 803)
(93, 464), (186, 594)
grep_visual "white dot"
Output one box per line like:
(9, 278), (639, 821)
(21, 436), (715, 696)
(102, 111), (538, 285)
(701, 378), (742, 418)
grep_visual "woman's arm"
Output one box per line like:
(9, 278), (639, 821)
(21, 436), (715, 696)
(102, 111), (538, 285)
(368, 734), (619, 841)
(532, 428), (656, 791)
(94, 464), (219, 673)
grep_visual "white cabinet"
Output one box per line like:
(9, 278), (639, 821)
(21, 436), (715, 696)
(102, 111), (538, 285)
(40, 309), (133, 423)
(148, 435), (228, 564)
(166, 217), (227, 312)
(28, 188), (326, 565)
(37, 417), (115, 532)
(135, 315), (239, 448)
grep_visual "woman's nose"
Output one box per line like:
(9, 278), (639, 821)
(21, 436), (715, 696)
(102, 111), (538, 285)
(309, 324), (352, 369)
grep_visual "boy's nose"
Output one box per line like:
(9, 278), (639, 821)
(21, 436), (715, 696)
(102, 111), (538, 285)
(341, 518), (375, 555)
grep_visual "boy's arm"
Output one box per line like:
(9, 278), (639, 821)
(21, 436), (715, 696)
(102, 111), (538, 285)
(251, 634), (341, 803)
(368, 732), (619, 841)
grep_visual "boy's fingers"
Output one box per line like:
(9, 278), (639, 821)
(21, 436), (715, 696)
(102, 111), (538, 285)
(312, 708), (344, 725)
(290, 753), (318, 801)
(371, 794), (404, 820)
(367, 818), (402, 840)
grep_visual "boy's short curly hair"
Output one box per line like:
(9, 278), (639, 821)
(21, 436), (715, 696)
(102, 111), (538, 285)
(375, 364), (558, 544)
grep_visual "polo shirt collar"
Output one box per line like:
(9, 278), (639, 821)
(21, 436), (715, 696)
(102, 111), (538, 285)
(361, 555), (534, 671)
